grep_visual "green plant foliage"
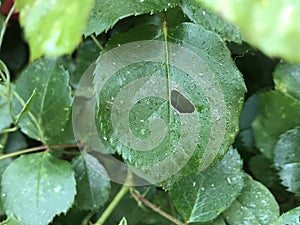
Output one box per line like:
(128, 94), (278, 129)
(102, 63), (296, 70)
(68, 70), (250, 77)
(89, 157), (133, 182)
(273, 206), (300, 225)
(180, 0), (242, 43)
(1, 152), (76, 225)
(104, 186), (168, 225)
(84, 0), (178, 36)
(12, 58), (72, 145)
(15, 0), (94, 60)
(223, 175), (280, 225)
(168, 148), (244, 223)
(0, 0), (299, 224)
(94, 22), (245, 182)
(72, 153), (111, 210)
(200, 0), (300, 63)
(252, 91), (300, 158)
(249, 155), (281, 189)
(68, 40), (100, 88)
(274, 127), (300, 197)
(0, 85), (12, 131)
(273, 61), (300, 101)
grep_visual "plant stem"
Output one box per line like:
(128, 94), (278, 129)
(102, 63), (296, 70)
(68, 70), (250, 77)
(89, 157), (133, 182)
(0, 145), (48, 160)
(162, 12), (172, 128)
(0, 3), (15, 50)
(131, 189), (185, 225)
(0, 126), (18, 135)
(91, 34), (104, 51)
(94, 184), (131, 225)
(81, 211), (94, 225)
(0, 143), (83, 160)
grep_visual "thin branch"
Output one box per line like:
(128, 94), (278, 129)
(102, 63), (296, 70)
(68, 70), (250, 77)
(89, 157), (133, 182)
(0, 3), (15, 50)
(94, 184), (131, 225)
(0, 143), (83, 160)
(91, 34), (104, 51)
(131, 189), (185, 225)
(0, 145), (48, 160)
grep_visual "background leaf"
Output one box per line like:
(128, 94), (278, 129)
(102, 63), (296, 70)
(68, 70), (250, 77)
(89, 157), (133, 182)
(273, 206), (300, 225)
(274, 126), (300, 197)
(84, 0), (178, 36)
(15, 0), (94, 60)
(200, 0), (300, 63)
(180, 0), (242, 43)
(249, 155), (281, 189)
(273, 61), (300, 101)
(252, 91), (300, 158)
(168, 148), (244, 223)
(104, 186), (170, 225)
(1, 152), (76, 225)
(0, 84), (12, 131)
(223, 175), (279, 225)
(12, 58), (72, 145)
(72, 153), (111, 211)
(68, 40), (100, 89)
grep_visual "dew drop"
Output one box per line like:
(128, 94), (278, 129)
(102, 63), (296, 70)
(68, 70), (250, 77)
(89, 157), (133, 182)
(227, 177), (232, 184)
(54, 185), (62, 193)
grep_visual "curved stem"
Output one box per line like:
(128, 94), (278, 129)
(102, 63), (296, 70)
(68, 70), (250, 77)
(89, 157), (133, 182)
(94, 184), (130, 225)
(0, 3), (15, 50)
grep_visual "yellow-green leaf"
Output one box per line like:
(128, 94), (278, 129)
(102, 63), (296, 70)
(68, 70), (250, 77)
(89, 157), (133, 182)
(15, 0), (94, 60)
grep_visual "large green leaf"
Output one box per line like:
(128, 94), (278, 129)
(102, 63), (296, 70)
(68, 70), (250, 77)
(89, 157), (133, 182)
(71, 153), (111, 210)
(252, 91), (300, 158)
(15, 0), (93, 60)
(92, 23), (245, 183)
(12, 58), (72, 145)
(273, 206), (300, 225)
(200, 0), (300, 63)
(180, 0), (242, 43)
(84, 0), (178, 36)
(1, 152), (76, 225)
(0, 84), (12, 131)
(273, 62), (300, 101)
(223, 175), (279, 225)
(274, 127), (300, 197)
(168, 148), (244, 223)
